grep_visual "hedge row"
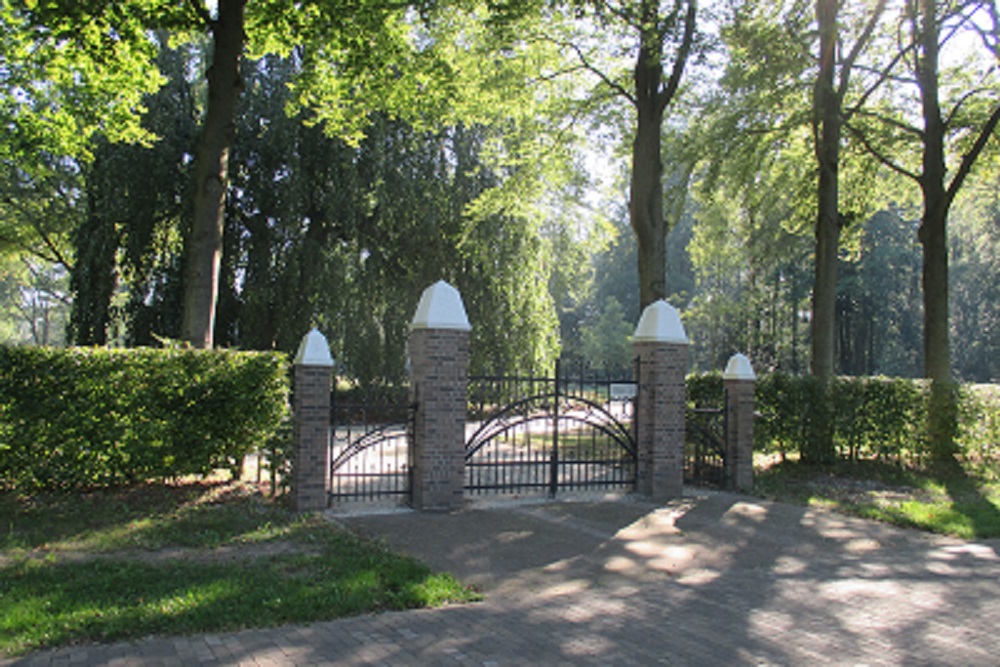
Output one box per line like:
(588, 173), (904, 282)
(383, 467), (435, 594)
(0, 346), (289, 492)
(687, 372), (1000, 468)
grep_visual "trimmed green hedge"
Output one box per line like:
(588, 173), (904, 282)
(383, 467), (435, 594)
(686, 373), (1000, 469)
(755, 374), (925, 463)
(0, 346), (289, 492)
(959, 384), (1000, 478)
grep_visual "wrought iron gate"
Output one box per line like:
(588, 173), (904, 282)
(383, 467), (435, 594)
(466, 361), (637, 498)
(329, 390), (414, 505)
(685, 403), (727, 487)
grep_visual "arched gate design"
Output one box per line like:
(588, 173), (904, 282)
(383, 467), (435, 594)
(466, 361), (637, 498)
(329, 394), (414, 504)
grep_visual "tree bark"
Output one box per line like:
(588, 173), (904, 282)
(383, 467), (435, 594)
(914, 0), (959, 464)
(631, 90), (666, 310)
(629, 0), (695, 311)
(811, 0), (841, 381)
(916, 0), (950, 385)
(181, 0), (246, 348)
(630, 0), (666, 310)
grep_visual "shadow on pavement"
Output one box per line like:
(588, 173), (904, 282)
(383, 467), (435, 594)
(340, 489), (1000, 665)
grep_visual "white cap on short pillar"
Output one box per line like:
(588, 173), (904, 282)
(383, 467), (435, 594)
(411, 280), (471, 331)
(294, 328), (334, 367)
(633, 299), (688, 344)
(723, 353), (756, 380)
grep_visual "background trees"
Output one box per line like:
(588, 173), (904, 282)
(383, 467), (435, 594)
(0, 0), (997, 389)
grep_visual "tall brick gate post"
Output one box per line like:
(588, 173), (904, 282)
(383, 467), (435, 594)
(408, 281), (471, 511)
(632, 300), (689, 501)
(723, 353), (756, 493)
(292, 329), (334, 511)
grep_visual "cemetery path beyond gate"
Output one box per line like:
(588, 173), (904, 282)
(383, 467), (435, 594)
(465, 361), (638, 498)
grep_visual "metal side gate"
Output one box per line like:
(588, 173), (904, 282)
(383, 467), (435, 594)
(329, 390), (414, 506)
(685, 402), (727, 488)
(465, 361), (637, 498)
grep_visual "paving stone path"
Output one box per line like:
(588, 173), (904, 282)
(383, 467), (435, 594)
(6, 490), (1000, 666)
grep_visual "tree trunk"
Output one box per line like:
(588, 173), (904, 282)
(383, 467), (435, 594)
(806, 0), (841, 463)
(69, 167), (118, 345)
(811, 0), (841, 381)
(181, 0), (246, 349)
(626, 0), (695, 311)
(915, 0), (957, 464)
(630, 6), (667, 311)
(916, 0), (950, 385)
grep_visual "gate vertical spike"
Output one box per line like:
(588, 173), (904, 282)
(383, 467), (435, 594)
(549, 358), (559, 498)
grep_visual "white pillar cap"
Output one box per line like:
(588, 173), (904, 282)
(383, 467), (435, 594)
(411, 280), (471, 331)
(294, 328), (334, 367)
(633, 299), (688, 344)
(723, 353), (756, 380)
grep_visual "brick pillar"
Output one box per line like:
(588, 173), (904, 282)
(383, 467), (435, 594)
(632, 300), (689, 501)
(723, 353), (756, 493)
(292, 329), (334, 511)
(408, 281), (471, 511)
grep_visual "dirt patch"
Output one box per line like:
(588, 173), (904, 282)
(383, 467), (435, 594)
(1, 540), (322, 569)
(1, 480), (307, 569)
(804, 473), (939, 506)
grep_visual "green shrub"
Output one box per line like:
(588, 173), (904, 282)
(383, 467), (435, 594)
(752, 373), (823, 459)
(686, 372), (998, 470)
(686, 371), (722, 409)
(0, 346), (289, 492)
(958, 384), (1000, 479)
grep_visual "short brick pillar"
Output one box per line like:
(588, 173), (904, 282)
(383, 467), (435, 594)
(723, 353), (756, 493)
(408, 281), (471, 511)
(292, 329), (334, 511)
(632, 300), (688, 501)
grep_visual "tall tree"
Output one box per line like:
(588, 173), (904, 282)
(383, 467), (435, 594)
(950, 173), (1000, 383)
(533, 0), (698, 309)
(845, 0), (1000, 457)
(628, 0), (697, 308)
(0, 1), (162, 268)
(69, 40), (198, 346)
(811, 0), (887, 379)
(180, 0), (246, 348)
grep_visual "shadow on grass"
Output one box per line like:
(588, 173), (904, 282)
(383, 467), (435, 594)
(930, 459), (1000, 540)
(754, 458), (1000, 540)
(0, 535), (475, 656)
(0, 481), (290, 552)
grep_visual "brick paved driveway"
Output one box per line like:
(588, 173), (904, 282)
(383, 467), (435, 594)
(6, 491), (1000, 666)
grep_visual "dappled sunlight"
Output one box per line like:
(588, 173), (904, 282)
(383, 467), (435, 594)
(560, 634), (616, 657)
(747, 609), (798, 634)
(1, 481), (292, 558)
(494, 529), (534, 544)
(14, 489), (1000, 665)
(603, 554), (639, 574)
(549, 595), (629, 622)
(673, 568), (723, 585)
(722, 500), (769, 522)
(333, 493), (1000, 666)
(933, 542), (999, 561)
(624, 541), (699, 574)
(841, 536), (883, 554)
(532, 577), (593, 598)
(771, 555), (810, 576)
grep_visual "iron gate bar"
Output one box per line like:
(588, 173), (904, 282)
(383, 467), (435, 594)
(329, 399), (415, 503)
(465, 393), (637, 457)
(685, 404), (727, 487)
(466, 359), (638, 497)
(550, 374), (559, 497)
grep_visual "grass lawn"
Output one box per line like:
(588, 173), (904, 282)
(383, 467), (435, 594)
(0, 481), (479, 657)
(754, 456), (1000, 539)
